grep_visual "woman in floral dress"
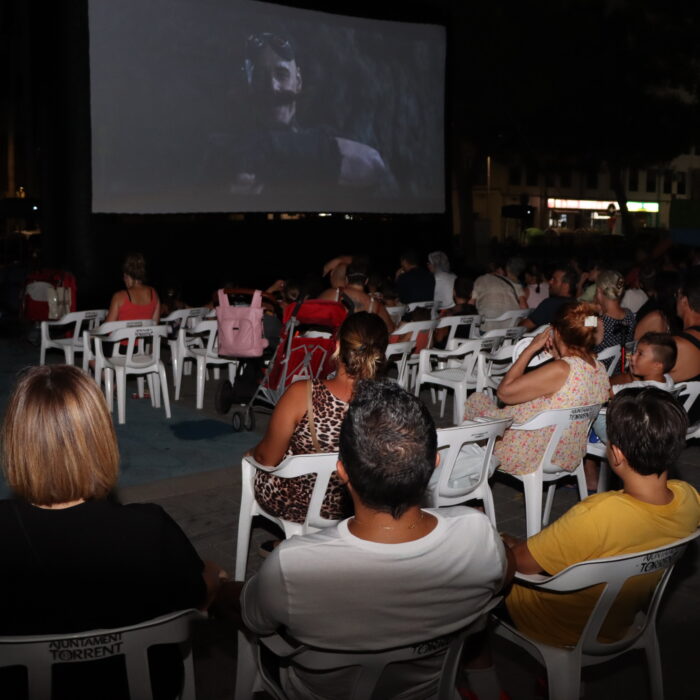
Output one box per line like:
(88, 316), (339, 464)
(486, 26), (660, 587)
(464, 302), (610, 476)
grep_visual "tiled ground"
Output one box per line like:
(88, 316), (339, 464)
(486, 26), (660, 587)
(114, 366), (700, 700)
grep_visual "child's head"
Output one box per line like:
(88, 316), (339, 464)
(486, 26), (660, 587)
(630, 332), (677, 378)
(408, 306), (431, 322)
(607, 387), (688, 476)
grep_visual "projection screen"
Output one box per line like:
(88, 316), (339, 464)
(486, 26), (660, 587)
(88, 0), (446, 214)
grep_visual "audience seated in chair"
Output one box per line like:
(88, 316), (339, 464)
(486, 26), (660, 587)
(106, 252), (160, 324)
(501, 388), (699, 649)
(463, 302), (609, 482)
(670, 269), (700, 389)
(248, 312), (388, 553)
(0, 365), (225, 699)
(219, 379), (512, 700)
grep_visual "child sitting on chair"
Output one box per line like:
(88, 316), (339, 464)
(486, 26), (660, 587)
(502, 387), (700, 649)
(610, 331), (676, 394)
(591, 332), (677, 444)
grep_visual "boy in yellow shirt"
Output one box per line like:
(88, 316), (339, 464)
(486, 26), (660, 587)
(503, 387), (699, 647)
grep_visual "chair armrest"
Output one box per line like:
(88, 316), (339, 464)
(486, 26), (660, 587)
(242, 455), (278, 474)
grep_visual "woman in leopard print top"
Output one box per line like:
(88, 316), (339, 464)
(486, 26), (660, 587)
(250, 312), (389, 523)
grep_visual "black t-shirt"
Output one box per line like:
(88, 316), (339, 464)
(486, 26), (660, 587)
(396, 267), (436, 305)
(0, 499), (205, 699)
(529, 295), (572, 328)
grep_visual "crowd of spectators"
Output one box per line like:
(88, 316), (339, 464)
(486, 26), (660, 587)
(1, 238), (699, 699)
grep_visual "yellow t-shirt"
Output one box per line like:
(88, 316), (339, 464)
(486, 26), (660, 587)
(506, 480), (700, 647)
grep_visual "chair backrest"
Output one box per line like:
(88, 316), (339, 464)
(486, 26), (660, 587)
(161, 306), (209, 330)
(432, 419), (512, 504)
(475, 342), (517, 393)
(245, 452), (341, 530)
(44, 309), (108, 347)
(191, 318), (220, 357)
(254, 618), (480, 700)
(596, 344), (622, 376)
(481, 326), (526, 345)
(512, 336), (553, 367)
(435, 314), (482, 349)
(85, 319), (155, 365)
(392, 318), (439, 354)
(675, 381), (700, 414)
(510, 404), (602, 474)
(105, 325), (168, 366)
(453, 336), (501, 374)
(406, 300), (437, 319)
(482, 309), (530, 328)
(520, 530), (700, 657)
(385, 305), (406, 325)
(0, 609), (201, 700)
(385, 340), (414, 388)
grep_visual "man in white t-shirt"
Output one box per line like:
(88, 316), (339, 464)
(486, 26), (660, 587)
(240, 380), (512, 700)
(469, 258), (527, 330)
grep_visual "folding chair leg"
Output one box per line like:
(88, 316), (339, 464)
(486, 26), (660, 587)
(104, 368), (114, 413)
(196, 358), (207, 410)
(147, 374), (158, 407)
(543, 484), (557, 527)
(137, 376), (145, 399)
(63, 347), (75, 366)
(520, 471), (544, 537)
(175, 354), (186, 400)
(116, 370), (127, 425)
(644, 628), (665, 700)
(542, 657), (581, 700)
(159, 363), (171, 419)
(452, 385), (466, 426)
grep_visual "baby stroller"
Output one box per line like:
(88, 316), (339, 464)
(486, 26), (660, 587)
(230, 299), (347, 431)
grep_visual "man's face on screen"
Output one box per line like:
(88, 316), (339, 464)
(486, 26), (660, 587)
(249, 45), (302, 126)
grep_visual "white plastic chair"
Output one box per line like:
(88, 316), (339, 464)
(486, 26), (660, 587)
(235, 613), (484, 700)
(596, 344), (622, 377)
(511, 335), (554, 368)
(493, 530), (700, 700)
(179, 319), (239, 409)
(505, 404), (602, 537)
(385, 304), (406, 326)
(98, 325), (171, 425)
(384, 340), (414, 389)
(391, 318), (439, 390)
(475, 341), (517, 397)
(0, 608), (202, 700)
(235, 453), (341, 581)
(676, 381), (700, 440)
(414, 336), (501, 425)
(39, 309), (107, 365)
(83, 319), (155, 389)
(481, 309), (530, 330)
(427, 418), (512, 526)
(406, 299), (437, 319)
(161, 307), (209, 396)
(434, 314), (482, 350)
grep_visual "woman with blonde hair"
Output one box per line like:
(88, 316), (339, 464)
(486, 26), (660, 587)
(251, 311), (389, 532)
(0, 365), (223, 695)
(594, 269), (636, 372)
(463, 301), (610, 478)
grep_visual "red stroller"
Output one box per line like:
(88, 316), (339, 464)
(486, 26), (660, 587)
(230, 299), (347, 431)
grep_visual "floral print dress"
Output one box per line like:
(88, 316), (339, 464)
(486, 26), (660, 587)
(464, 356), (610, 476)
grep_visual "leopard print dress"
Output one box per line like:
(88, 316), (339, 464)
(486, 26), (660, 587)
(253, 380), (352, 523)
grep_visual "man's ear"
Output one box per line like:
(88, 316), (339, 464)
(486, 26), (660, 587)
(609, 443), (625, 467)
(337, 459), (349, 485)
(434, 451), (441, 470)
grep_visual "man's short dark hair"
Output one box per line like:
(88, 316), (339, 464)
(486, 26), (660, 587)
(637, 332), (677, 374)
(339, 379), (436, 517)
(680, 268), (700, 312)
(607, 388), (688, 476)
